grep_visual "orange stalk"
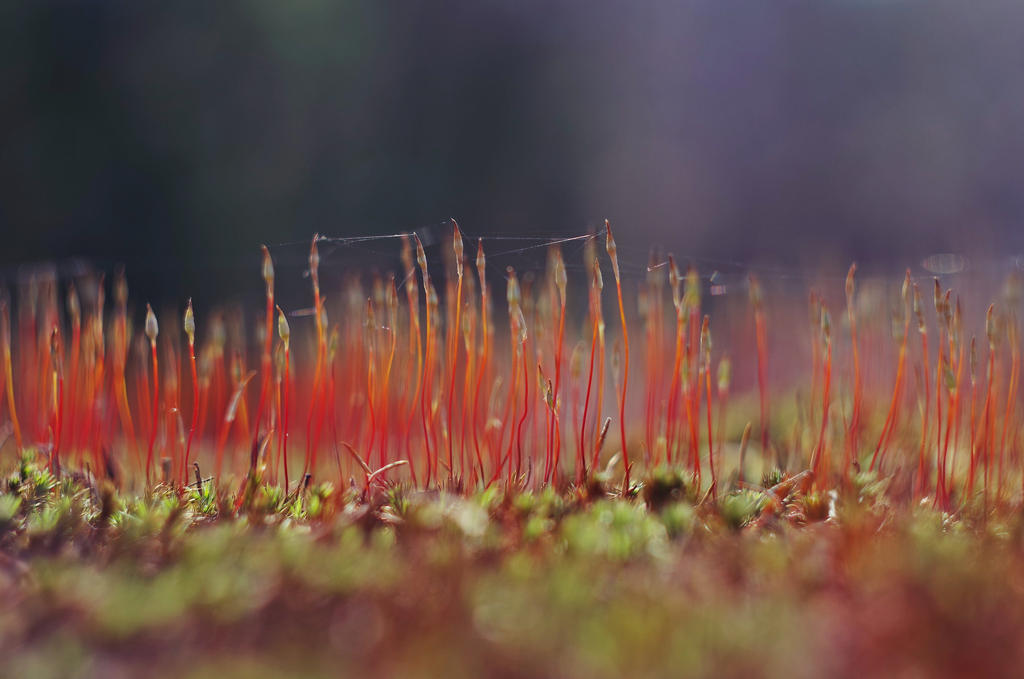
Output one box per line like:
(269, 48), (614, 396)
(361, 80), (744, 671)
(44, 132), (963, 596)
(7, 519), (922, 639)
(749, 274), (770, 458)
(684, 268), (701, 476)
(982, 304), (997, 509)
(947, 298), (965, 490)
(272, 347), (283, 484)
(414, 235), (437, 485)
(113, 273), (138, 466)
(515, 327), (530, 483)
(380, 280), (398, 467)
(604, 221), (631, 492)
(548, 247), (567, 483)
(182, 299), (198, 487)
(845, 264), (860, 474)
(940, 307), (964, 511)
(49, 328), (63, 475)
(87, 279), (106, 472)
(716, 358), (731, 466)
(700, 316), (716, 500)
(400, 237), (422, 485)
(809, 291), (821, 426)
(252, 246), (275, 452)
(932, 281), (946, 503)
(315, 326), (339, 477)
(811, 305), (832, 478)
(65, 285), (80, 459)
(934, 287), (954, 507)
(491, 311), (521, 488)
(305, 236), (326, 478)
(912, 285), (930, 499)
(968, 337), (979, 497)
(505, 268), (529, 483)
(459, 307), (475, 483)
(1, 301), (22, 450)
(446, 222), (464, 482)
(471, 240), (489, 482)
(870, 271), (911, 472)
(277, 306), (291, 492)
(998, 313), (1017, 502)
(144, 304), (159, 485)
(664, 257), (683, 465)
(582, 258), (602, 478)
(364, 299), (378, 467)
(424, 280), (441, 482)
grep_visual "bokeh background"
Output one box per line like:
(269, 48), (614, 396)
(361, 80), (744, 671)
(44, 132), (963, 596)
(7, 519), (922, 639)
(2, 1), (1024, 304)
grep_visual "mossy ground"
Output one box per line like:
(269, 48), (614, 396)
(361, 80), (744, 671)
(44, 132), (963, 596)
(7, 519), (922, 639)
(2, 455), (1023, 678)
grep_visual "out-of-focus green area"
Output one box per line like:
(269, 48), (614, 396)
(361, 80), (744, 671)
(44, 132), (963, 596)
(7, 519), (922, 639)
(2, 457), (1024, 678)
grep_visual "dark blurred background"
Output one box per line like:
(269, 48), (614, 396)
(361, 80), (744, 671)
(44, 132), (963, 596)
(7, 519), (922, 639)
(2, 0), (1024, 304)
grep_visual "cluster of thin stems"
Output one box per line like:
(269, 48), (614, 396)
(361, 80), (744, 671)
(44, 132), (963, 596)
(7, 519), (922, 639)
(1, 234), (1022, 509)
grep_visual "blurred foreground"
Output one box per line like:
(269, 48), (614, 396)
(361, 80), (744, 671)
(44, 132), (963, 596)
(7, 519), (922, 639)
(2, 458), (1024, 679)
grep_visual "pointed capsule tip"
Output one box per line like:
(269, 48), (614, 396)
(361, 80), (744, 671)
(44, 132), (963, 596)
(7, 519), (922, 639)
(145, 304), (158, 341)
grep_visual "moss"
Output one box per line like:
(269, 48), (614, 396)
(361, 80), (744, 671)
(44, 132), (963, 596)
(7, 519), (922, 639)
(1, 458), (1024, 677)
(720, 490), (767, 530)
(641, 467), (697, 510)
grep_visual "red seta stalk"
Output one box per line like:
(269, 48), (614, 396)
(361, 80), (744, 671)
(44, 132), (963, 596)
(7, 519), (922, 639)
(144, 304), (159, 485)
(490, 272), (523, 488)
(700, 315), (716, 500)
(811, 305), (832, 478)
(604, 221), (631, 492)
(446, 222), (464, 483)
(379, 279), (398, 468)
(471, 240), (489, 483)
(1, 301), (22, 451)
(414, 235), (437, 485)
(50, 327), (63, 476)
(932, 281), (946, 504)
(749, 274), (770, 459)
(305, 236), (326, 480)
(939, 297), (963, 511)
(582, 257), (602, 480)
(912, 285), (930, 499)
(400, 237), (422, 485)
(981, 304), (997, 510)
(845, 264), (861, 476)
(277, 306), (291, 492)
(65, 285), (80, 463)
(664, 257), (684, 466)
(252, 246), (274, 451)
(507, 268), (529, 484)
(548, 247), (567, 484)
(998, 311), (1018, 503)
(113, 273), (138, 467)
(870, 271), (911, 472)
(968, 336), (979, 497)
(182, 299), (198, 487)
